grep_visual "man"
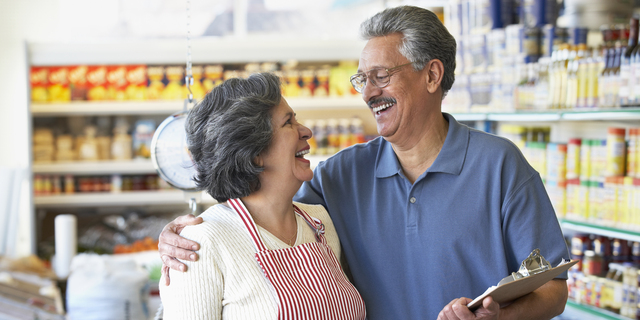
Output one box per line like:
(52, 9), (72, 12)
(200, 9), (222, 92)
(158, 6), (570, 320)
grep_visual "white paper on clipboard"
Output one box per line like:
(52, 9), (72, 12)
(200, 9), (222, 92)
(467, 260), (577, 310)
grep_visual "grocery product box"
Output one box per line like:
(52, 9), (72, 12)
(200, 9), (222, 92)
(86, 66), (108, 101)
(162, 65), (185, 100)
(69, 65), (89, 101)
(146, 65), (165, 100)
(48, 66), (71, 102)
(203, 64), (223, 93)
(30, 66), (49, 102)
(106, 65), (128, 101)
(125, 65), (147, 100)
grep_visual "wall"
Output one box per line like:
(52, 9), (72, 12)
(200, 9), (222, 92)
(0, 0), (61, 256)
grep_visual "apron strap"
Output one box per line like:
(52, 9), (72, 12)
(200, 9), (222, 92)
(293, 204), (326, 245)
(228, 198), (268, 252)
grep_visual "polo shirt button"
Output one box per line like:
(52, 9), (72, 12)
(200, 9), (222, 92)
(410, 197), (416, 204)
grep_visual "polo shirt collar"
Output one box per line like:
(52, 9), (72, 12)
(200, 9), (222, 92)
(375, 112), (469, 178)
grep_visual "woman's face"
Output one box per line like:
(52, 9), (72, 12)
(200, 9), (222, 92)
(258, 97), (314, 185)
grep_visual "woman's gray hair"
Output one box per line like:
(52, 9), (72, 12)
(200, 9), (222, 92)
(185, 72), (282, 202)
(360, 5), (456, 98)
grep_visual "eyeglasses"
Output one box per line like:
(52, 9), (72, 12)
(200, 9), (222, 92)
(349, 62), (413, 93)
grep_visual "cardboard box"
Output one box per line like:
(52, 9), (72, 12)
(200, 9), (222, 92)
(125, 65), (148, 100)
(69, 65), (89, 101)
(106, 65), (128, 101)
(48, 66), (71, 102)
(30, 67), (49, 103)
(86, 66), (108, 101)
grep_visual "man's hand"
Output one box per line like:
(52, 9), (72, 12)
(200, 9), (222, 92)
(158, 214), (204, 286)
(437, 296), (499, 320)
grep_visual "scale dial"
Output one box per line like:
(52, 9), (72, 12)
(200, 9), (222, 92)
(150, 111), (198, 191)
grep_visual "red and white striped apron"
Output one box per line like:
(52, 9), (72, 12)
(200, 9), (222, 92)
(228, 198), (366, 320)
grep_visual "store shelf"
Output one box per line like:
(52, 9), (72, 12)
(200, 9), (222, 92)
(560, 219), (640, 243)
(33, 156), (328, 176)
(31, 101), (188, 116)
(34, 190), (217, 208)
(561, 108), (640, 121)
(487, 112), (561, 122)
(450, 108), (640, 122)
(450, 113), (487, 121)
(33, 160), (156, 175)
(565, 300), (632, 320)
(31, 97), (366, 116)
(28, 37), (366, 66)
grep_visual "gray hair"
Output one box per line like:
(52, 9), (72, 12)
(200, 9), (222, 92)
(360, 5), (456, 98)
(185, 72), (282, 202)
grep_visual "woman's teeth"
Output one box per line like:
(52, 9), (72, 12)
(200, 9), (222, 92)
(295, 149), (310, 157)
(372, 102), (393, 113)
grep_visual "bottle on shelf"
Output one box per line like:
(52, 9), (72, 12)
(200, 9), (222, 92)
(620, 18), (639, 107)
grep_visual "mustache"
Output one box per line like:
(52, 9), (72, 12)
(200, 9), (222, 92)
(367, 97), (396, 108)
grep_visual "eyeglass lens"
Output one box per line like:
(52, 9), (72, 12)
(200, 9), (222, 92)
(351, 68), (391, 93)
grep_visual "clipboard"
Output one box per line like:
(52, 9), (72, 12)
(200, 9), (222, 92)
(467, 260), (578, 310)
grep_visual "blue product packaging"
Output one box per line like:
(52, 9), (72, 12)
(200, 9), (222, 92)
(523, 27), (542, 63)
(490, 0), (517, 29)
(568, 28), (589, 45)
(521, 0), (558, 28)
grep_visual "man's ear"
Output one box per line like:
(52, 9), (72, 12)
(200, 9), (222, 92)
(426, 59), (444, 94)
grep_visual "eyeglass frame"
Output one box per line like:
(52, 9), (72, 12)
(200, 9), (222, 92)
(349, 62), (414, 93)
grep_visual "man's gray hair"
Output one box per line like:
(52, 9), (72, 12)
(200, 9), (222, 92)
(360, 5), (456, 97)
(185, 72), (281, 202)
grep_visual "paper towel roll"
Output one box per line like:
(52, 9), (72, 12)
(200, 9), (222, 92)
(54, 214), (77, 279)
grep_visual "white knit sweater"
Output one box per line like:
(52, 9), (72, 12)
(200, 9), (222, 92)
(159, 202), (343, 320)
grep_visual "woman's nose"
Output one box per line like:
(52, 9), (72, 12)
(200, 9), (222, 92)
(300, 124), (312, 140)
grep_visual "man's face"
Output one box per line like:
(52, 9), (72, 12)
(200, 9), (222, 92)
(357, 33), (432, 143)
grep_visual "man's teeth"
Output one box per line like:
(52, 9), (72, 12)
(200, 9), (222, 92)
(296, 149), (310, 157)
(372, 103), (393, 113)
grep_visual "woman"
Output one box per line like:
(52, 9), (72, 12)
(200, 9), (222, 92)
(159, 72), (366, 320)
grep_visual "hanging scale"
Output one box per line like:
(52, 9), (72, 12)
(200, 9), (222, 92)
(150, 0), (201, 215)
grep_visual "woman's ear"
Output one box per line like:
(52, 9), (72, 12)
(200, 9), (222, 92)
(426, 59), (444, 94)
(253, 154), (263, 167)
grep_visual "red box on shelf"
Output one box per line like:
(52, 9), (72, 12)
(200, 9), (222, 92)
(48, 66), (71, 102)
(86, 66), (108, 101)
(106, 65), (128, 101)
(125, 65), (147, 101)
(30, 66), (49, 102)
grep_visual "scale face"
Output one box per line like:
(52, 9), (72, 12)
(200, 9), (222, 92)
(150, 111), (198, 191)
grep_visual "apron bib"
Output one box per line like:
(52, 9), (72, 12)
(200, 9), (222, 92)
(228, 198), (366, 320)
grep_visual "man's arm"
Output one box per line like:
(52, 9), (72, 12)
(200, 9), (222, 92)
(158, 214), (203, 285)
(498, 279), (567, 319)
(437, 279), (567, 320)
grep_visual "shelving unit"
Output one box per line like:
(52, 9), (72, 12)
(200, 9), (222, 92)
(33, 160), (156, 175)
(560, 219), (640, 243)
(34, 190), (217, 208)
(31, 96), (367, 116)
(448, 107), (640, 122)
(565, 300), (633, 320)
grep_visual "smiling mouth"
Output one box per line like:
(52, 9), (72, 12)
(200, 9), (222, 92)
(369, 98), (396, 115)
(372, 102), (394, 114)
(295, 149), (310, 158)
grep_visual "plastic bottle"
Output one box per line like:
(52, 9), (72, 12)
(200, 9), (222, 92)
(606, 127), (627, 177)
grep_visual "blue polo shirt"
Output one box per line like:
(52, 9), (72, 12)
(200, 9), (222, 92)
(294, 113), (570, 320)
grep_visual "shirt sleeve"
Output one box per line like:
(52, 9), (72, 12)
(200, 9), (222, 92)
(501, 171), (571, 278)
(160, 225), (224, 320)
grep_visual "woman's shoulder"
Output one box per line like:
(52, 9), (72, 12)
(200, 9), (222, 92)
(179, 204), (244, 242)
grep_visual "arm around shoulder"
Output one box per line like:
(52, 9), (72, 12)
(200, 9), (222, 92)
(160, 225), (224, 320)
